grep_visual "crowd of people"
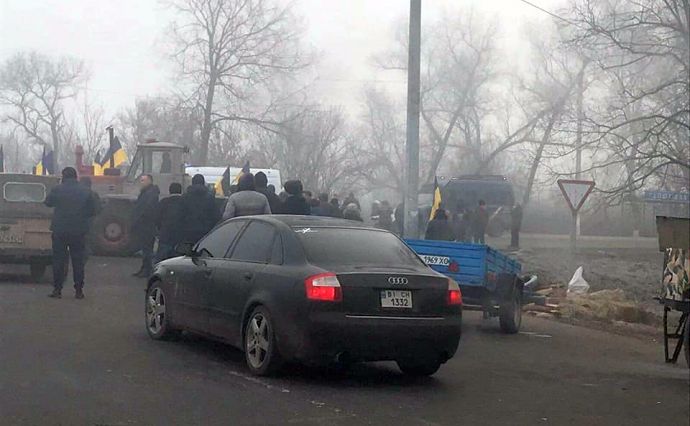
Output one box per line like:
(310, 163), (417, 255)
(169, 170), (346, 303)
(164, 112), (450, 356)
(132, 172), (371, 279)
(424, 200), (523, 247)
(43, 166), (523, 299)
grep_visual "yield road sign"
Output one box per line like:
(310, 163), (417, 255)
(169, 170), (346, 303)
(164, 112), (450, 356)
(558, 179), (595, 212)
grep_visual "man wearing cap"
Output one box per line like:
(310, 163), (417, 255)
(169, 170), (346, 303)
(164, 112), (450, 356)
(45, 167), (97, 299)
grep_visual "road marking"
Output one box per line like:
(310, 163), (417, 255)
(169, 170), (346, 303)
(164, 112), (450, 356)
(520, 331), (552, 338)
(227, 370), (290, 393)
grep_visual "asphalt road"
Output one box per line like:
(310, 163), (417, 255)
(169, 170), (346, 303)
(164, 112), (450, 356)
(0, 257), (688, 426)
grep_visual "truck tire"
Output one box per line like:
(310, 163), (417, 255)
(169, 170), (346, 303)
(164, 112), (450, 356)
(92, 211), (136, 256)
(499, 290), (522, 334)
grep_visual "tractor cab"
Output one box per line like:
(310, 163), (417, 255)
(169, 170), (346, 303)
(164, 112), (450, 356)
(123, 142), (189, 196)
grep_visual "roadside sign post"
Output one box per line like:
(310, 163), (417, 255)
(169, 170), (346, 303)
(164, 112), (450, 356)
(557, 179), (595, 252)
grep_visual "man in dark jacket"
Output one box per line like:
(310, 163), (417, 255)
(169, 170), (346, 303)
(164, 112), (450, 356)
(312, 193), (335, 217)
(282, 180), (310, 215)
(329, 198), (342, 218)
(510, 203), (523, 249)
(155, 182), (183, 263)
(425, 209), (455, 241)
(472, 200), (489, 244)
(45, 167), (96, 299)
(222, 173), (271, 219)
(255, 171), (282, 213)
(179, 174), (220, 244)
(132, 174), (160, 277)
(343, 203), (363, 222)
(343, 192), (360, 210)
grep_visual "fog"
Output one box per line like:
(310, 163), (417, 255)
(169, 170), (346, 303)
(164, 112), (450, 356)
(0, 0), (688, 235)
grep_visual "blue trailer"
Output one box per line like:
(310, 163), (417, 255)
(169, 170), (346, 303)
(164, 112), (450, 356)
(405, 239), (535, 333)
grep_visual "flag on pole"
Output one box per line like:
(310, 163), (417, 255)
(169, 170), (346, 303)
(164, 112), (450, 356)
(429, 177), (442, 221)
(92, 150), (103, 176)
(101, 136), (127, 169)
(0, 145), (5, 173)
(215, 167), (231, 197)
(34, 146), (54, 175)
(234, 160), (250, 184)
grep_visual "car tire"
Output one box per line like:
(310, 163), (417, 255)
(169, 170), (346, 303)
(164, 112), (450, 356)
(244, 306), (282, 376)
(29, 262), (47, 282)
(397, 359), (442, 377)
(499, 290), (522, 334)
(145, 284), (179, 340)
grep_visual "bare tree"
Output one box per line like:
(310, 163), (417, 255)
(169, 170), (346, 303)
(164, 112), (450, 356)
(0, 52), (86, 169)
(165, 0), (308, 165)
(356, 87), (407, 193)
(252, 106), (357, 193)
(116, 97), (199, 155)
(566, 0), (690, 195)
(73, 96), (108, 162)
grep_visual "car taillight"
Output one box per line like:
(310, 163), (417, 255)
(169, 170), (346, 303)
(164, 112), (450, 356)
(448, 278), (462, 305)
(305, 273), (342, 302)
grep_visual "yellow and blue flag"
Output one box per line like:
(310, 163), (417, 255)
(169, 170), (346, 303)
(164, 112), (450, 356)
(100, 136), (128, 170)
(215, 167), (231, 197)
(92, 150), (103, 176)
(429, 177), (442, 220)
(34, 146), (54, 176)
(234, 160), (250, 184)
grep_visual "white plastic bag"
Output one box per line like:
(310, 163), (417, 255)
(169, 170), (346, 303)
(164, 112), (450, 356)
(567, 266), (590, 295)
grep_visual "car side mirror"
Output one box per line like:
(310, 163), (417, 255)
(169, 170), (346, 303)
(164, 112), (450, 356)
(175, 242), (195, 257)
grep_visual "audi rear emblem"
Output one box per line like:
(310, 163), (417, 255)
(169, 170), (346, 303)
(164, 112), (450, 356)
(388, 277), (408, 285)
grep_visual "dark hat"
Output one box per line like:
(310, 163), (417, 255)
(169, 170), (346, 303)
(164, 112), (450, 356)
(255, 171), (268, 188)
(238, 173), (255, 191)
(62, 167), (77, 180)
(169, 182), (182, 194)
(192, 174), (205, 185)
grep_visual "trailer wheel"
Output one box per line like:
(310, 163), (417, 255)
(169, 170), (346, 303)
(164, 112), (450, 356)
(499, 290), (522, 334)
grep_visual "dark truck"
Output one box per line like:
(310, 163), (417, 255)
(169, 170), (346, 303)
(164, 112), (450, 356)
(0, 173), (59, 281)
(435, 175), (516, 237)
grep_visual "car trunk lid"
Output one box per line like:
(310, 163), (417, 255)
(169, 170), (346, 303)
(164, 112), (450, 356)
(335, 270), (449, 316)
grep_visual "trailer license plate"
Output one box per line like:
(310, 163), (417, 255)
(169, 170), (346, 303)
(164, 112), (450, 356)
(380, 290), (412, 308)
(421, 255), (450, 266)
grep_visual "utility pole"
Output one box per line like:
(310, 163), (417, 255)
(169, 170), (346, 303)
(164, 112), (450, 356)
(574, 63), (585, 241)
(403, 0), (421, 239)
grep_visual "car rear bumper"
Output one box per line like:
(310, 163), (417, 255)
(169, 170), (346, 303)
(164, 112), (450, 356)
(282, 310), (462, 364)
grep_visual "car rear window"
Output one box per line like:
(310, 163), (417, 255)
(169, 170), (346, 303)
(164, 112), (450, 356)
(295, 227), (424, 267)
(3, 182), (47, 203)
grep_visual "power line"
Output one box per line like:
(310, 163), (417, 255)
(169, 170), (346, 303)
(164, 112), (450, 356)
(516, 0), (574, 25)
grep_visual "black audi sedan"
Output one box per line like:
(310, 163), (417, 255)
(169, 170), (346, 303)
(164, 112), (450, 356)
(145, 215), (462, 376)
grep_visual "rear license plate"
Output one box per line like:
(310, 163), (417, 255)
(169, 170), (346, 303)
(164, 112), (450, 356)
(380, 290), (412, 308)
(421, 255), (450, 266)
(0, 226), (23, 244)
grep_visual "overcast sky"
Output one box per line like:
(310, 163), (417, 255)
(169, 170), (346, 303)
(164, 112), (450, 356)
(0, 0), (563, 116)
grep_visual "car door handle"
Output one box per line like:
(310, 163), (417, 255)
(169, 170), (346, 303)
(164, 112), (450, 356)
(243, 272), (254, 281)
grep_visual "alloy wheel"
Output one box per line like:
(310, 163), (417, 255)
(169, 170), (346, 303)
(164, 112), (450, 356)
(246, 313), (270, 370)
(146, 287), (166, 335)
